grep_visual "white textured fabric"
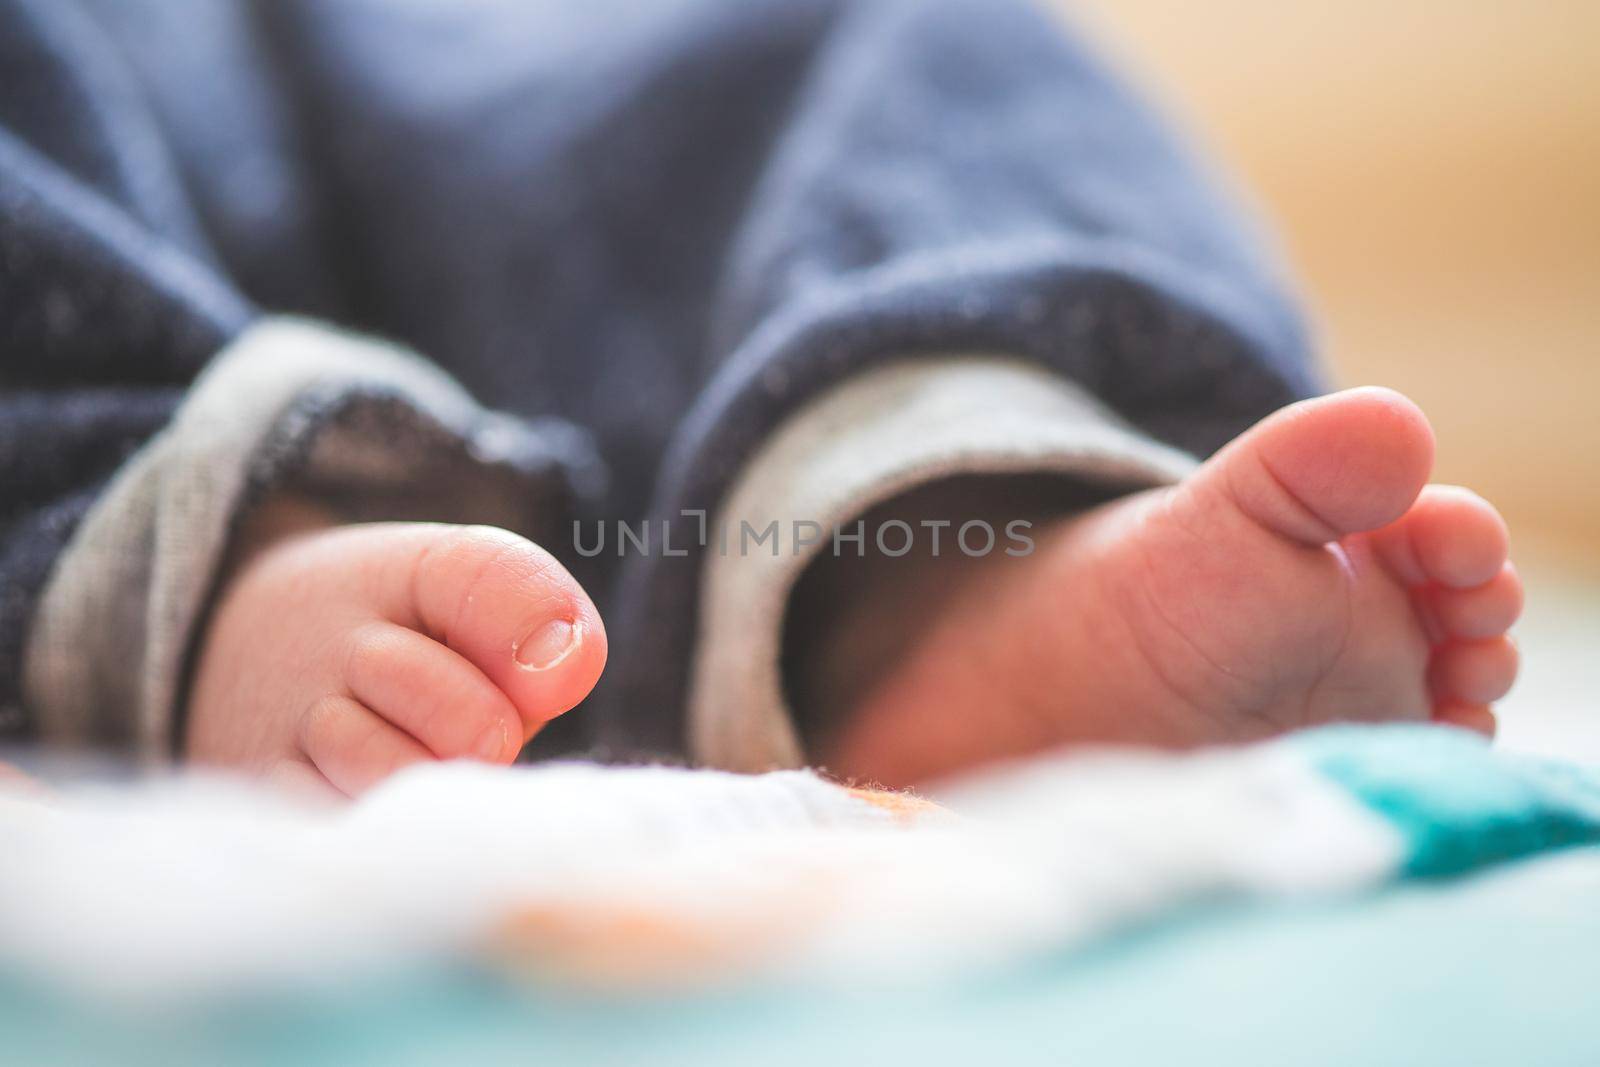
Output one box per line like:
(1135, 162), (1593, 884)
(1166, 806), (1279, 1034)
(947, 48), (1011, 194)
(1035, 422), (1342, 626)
(688, 357), (1200, 772)
(0, 741), (1402, 997)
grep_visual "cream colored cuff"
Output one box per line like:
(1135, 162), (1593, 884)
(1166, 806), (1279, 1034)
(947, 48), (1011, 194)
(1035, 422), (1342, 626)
(687, 357), (1200, 772)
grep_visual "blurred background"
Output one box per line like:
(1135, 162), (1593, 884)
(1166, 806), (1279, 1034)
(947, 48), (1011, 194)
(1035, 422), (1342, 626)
(1066, 0), (1600, 756)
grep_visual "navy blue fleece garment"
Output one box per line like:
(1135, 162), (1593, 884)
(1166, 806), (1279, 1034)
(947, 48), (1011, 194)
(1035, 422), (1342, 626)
(0, 0), (1318, 754)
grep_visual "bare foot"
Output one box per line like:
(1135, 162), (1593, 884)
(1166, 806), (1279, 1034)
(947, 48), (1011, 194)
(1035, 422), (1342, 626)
(826, 388), (1522, 787)
(186, 507), (607, 797)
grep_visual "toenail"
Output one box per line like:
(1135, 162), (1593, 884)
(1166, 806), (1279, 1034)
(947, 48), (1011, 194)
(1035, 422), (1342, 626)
(475, 719), (509, 761)
(514, 617), (579, 670)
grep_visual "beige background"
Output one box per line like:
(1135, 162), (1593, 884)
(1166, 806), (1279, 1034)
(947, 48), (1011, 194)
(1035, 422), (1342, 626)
(1067, 0), (1599, 566)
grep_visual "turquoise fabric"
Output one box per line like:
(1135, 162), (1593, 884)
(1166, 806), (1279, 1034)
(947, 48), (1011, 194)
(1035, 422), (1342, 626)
(1302, 725), (1600, 877)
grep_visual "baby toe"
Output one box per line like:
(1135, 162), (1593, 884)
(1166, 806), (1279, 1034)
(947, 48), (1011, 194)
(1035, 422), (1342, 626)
(389, 525), (608, 741)
(1430, 635), (1519, 705)
(1433, 701), (1498, 739)
(1407, 486), (1510, 589)
(300, 694), (433, 797)
(1429, 563), (1524, 640)
(344, 622), (522, 763)
(1210, 386), (1433, 544)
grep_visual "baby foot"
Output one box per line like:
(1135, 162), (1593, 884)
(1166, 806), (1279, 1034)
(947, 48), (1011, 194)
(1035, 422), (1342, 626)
(825, 388), (1522, 787)
(186, 506), (607, 797)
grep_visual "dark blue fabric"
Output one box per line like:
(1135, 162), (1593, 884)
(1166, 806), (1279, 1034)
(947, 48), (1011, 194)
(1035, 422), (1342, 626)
(0, 0), (1318, 755)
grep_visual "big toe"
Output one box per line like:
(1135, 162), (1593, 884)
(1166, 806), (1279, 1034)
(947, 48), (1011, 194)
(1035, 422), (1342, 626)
(374, 524), (608, 743)
(1208, 386), (1435, 545)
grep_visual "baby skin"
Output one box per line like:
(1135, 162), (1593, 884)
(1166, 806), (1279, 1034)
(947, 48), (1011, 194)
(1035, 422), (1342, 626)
(824, 388), (1522, 787)
(188, 387), (1519, 795)
(187, 514), (608, 799)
